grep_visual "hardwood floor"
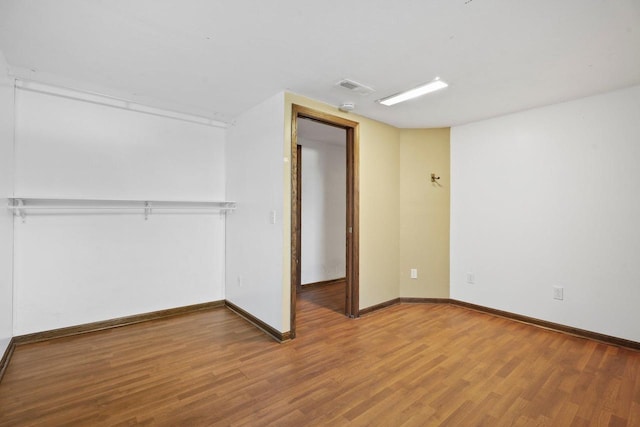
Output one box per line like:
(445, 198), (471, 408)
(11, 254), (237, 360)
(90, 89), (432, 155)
(1, 282), (639, 426)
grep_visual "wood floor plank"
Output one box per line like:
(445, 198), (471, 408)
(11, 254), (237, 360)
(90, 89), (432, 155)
(1, 282), (639, 426)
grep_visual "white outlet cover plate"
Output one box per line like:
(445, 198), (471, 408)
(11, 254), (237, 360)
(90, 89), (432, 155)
(553, 286), (564, 300)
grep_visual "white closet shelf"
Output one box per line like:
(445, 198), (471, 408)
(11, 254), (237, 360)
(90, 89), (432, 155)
(7, 197), (236, 221)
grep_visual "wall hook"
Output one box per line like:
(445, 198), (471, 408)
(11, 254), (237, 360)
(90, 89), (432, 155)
(144, 201), (151, 220)
(430, 173), (441, 183)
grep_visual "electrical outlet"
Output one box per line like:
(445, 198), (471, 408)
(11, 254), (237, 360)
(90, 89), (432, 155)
(237, 275), (243, 287)
(410, 269), (418, 279)
(553, 286), (564, 300)
(466, 272), (475, 284)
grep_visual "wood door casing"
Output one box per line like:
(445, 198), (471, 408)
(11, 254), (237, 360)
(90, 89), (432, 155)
(290, 104), (359, 337)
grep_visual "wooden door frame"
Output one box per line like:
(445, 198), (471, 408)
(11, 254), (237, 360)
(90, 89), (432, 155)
(290, 104), (360, 337)
(295, 144), (302, 294)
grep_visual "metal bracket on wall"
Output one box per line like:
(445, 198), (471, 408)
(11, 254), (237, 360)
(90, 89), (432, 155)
(144, 201), (151, 220)
(11, 199), (27, 223)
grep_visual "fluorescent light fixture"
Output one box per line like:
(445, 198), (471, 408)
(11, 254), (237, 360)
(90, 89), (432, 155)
(378, 79), (448, 106)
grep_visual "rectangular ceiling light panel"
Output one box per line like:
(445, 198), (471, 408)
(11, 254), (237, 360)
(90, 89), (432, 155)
(378, 80), (448, 106)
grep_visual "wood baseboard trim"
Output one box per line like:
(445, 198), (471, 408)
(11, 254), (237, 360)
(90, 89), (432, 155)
(13, 300), (225, 346)
(0, 338), (16, 383)
(358, 296), (639, 350)
(450, 299), (640, 351)
(359, 298), (401, 315)
(3, 294), (636, 389)
(400, 297), (450, 304)
(299, 277), (346, 293)
(360, 297), (448, 315)
(225, 301), (291, 343)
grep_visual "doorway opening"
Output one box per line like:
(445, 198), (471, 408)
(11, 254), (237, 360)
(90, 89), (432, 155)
(297, 119), (346, 317)
(290, 105), (359, 338)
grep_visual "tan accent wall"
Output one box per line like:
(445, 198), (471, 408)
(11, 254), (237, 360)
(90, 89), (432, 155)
(399, 128), (450, 298)
(283, 93), (451, 324)
(357, 119), (401, 307)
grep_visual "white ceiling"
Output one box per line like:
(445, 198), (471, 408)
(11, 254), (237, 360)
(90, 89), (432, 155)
(0, 0), (638, 128)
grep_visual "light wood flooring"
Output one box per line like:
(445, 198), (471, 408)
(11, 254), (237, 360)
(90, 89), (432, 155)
(1, 282), (639, 426)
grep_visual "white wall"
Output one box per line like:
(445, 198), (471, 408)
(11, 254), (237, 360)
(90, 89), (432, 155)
(226, 93), (286, 332)
(14, 89), (223, 200)
(0, 52), (14, 355)
(451, 85), (640, 342)
(12, 87), (226, 334)
(299, 137), (346, 285)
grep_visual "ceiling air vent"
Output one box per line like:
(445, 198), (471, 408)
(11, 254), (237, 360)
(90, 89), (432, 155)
(335, 79), (375, 96)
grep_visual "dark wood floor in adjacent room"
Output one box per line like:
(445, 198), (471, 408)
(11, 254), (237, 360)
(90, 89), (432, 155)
(1, 282), (639, 426)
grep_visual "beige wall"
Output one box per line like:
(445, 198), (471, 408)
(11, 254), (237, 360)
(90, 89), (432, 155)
(357, 120), (401, 307)
(399, 129), (450, 298)
(283, 93), (450, 325)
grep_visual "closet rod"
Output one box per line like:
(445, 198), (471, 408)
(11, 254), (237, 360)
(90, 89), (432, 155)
(7, 198), (237, 221)
(7, 206), (235, 210)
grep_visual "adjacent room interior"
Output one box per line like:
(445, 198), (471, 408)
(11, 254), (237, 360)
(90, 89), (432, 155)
(297, 117), (347, 315)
